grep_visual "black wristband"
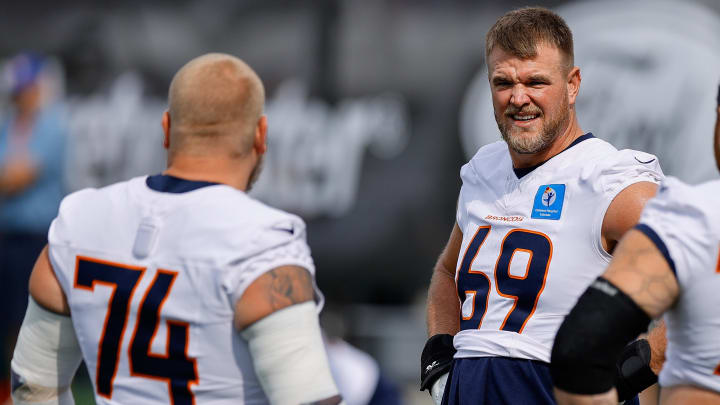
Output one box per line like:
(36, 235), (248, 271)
(420, 334), (456, 391)
(615, 339), (657, 401)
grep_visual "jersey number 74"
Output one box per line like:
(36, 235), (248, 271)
(74, 256), (198, 404)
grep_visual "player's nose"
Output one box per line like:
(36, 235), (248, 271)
(509, 85), (530, 107)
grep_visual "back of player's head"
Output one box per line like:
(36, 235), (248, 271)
(486, 7), (574, 70)
(167, 53), (265, 157)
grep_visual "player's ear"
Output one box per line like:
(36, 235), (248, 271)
(162, 110), (171, 149)
(567, 66), (581, 105)
(254, 115), (268, 155)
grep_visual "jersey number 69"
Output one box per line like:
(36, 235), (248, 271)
(456, 226), (552, 333)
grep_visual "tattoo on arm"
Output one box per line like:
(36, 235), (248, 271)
(267, 267), (314, 311)
(605, 232), (679, 319)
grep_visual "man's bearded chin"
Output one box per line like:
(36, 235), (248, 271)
(497, 101), (570, 155)
(246, 154), (265, 192)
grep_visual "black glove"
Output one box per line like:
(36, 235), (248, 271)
(420, 334), (456, 391)
(615, 339), (657, 401)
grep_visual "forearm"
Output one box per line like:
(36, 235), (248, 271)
(426, 268), (460, 336)
(421, 223), (462, 398)
(647, 320), (667, 374)
(11, 298), (81, 405)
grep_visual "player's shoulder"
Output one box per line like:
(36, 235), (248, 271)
(577, 138), (663, 190)
(195, 184), (303, 228)
(57, 177), (135, 216)
(691, 178), (720, 202)
(50, 177), (138, 245)
(650, 177), (720, 220)
(461, 141), (510, 182)
(467, 140), (508, 164)
(581, 137), (660, 172)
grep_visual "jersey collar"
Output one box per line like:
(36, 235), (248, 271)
(146, 174), (221, 193)
(512, 133), (595, 179)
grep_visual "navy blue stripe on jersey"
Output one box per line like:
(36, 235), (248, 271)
(146, 174), (220, 193)
(513, 133), (596, 178)
(566, 132), (596, 149)
(635, 223), (677, 277)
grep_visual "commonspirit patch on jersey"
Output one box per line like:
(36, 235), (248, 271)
(531, 184), (566, 220)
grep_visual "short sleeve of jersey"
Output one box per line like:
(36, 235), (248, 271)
(457, 163), (476, 230)
(457, 141), (507, 231)
(46, 188), (96, 295)
(636, 177), (718, 286)
(595, 149), (663, 196)
(221, 217), (318, 307)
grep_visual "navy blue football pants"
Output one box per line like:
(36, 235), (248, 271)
(441, 357), (639, 405)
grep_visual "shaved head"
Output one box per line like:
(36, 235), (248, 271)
(167, 53), (265, 157)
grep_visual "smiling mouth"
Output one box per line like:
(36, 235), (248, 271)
(510, 114), (539, 123)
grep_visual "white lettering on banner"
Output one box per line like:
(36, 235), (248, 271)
(65, 72), (167, 191)
(251, 80), (409, 218)
(64, 75), (409, 218)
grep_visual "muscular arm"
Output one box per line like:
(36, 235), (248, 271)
(603, 230), (679, 320)
(234, 266), (342, 405)
(601, 181), (658, 253)
(234, 265), (314, 330)
(13, 246), (80, 405)
(554, 230), (678, 405)
(28, 246), (70, 315)
(426, 223), (463, 336)
(646, 321), (667, 375)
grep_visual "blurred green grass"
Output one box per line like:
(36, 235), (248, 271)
(71, 363), (96, 405)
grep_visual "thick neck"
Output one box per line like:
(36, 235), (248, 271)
(508, 111), (584, 169)
(164, 153), (256, 191)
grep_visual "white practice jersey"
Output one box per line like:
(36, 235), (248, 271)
(47, 174), (321, 405)
(636, 177), (720, 393)
(454, 134), (663, 362)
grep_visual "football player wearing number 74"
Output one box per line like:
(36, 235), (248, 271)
(422, 7), (665, 405)
(9, 53), (343, 405)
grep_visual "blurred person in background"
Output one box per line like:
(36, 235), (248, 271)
(0, 52), (66, 402)
(326, 337), (404, 405)
(322, 308), (404, 405)
(422, 7), (664, 405)
(551, 83), (720, 405)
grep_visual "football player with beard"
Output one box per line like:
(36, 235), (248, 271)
(422, 7), (664, 405)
